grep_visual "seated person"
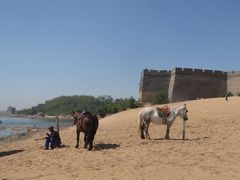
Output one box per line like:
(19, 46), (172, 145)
(44, 126), (61, 150)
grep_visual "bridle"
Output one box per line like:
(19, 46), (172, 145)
(176, 108), (188, 121)
(73, 113), (81, 125)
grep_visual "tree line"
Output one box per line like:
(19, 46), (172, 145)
(18, 95), (143, 117)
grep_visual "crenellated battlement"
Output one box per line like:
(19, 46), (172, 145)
(171, 67), (226, 76)
(143, 69), (171, 75)
(227, 71), (240, 77)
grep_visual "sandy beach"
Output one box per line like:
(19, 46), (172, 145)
(1, 97), (240, 180)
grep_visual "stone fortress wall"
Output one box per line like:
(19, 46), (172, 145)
(139, 67), (240, 103)
(227, 71), (240, 96)
(139, 69), (171, 102)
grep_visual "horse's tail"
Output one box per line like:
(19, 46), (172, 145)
(92, 115), (99, 136)
(89, 115), (99, 141)
(138, 111), (145, 139)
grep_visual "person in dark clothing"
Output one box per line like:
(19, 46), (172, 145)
(44, 126), (61, 150)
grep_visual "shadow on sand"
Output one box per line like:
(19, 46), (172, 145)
(0, 149), (25, 157)
(94, 143), (120, 151)
(59, 144), (71, 148)
(153, 136), (210, 141)
(40, 144), (71, 150)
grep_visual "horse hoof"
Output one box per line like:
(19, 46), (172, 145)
(75, 145), (79, 148)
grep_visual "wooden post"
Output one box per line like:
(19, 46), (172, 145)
(182, 120), (186, 140)
(56, 116), (59, 134)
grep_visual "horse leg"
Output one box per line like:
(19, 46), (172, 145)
(85, 130), (93, 151)
(141, 126), (145, 139)
(139, 114), (145, 139)
(140, 121), (146, 139)
(75, 130), (80, 148)
(84, 133), (88, 149)
(88, 128), (97, 151)
(165, 123), (171, 139)
(144, 120), (151, 140)
(88, 132), (94, 151)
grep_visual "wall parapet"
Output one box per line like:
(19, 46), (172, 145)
(171, 67), (226, 76)
(227, 71), (240, 77)
(142, 69), (171, 75)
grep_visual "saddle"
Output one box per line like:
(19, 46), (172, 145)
(156, 105), (170, 124)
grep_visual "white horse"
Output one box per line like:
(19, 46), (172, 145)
(138, 104), (188, 140)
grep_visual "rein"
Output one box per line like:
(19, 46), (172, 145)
(173, 107), (188, 120)
(176, 114), (184, 119)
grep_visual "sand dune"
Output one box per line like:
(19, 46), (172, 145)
(1, 97), (240, 180)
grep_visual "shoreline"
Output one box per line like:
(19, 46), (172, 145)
(0, 126), (71, 145)
(0, 113), (72, 121)
(0, 127), (41, 145)
(0, 116), (73, 143)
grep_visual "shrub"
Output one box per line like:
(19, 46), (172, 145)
(152, 91), (169, 105)
(227, 91), (233, 97)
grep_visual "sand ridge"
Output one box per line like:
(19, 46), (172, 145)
(1, 97), (240, 180)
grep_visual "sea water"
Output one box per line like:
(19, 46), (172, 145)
(0, 117), (72, 138)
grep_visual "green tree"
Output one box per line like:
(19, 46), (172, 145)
(18, 95), (142, 117)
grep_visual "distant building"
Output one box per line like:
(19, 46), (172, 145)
(7, 106), (16, 114)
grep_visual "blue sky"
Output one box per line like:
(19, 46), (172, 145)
(0, 0), (239, 110)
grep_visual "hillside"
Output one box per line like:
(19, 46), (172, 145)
(1, 97), (240, 179)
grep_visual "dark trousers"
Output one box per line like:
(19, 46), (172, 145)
(45, 137), (60, 149)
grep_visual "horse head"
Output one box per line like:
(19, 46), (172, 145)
(72, 111), (80, 125)
(176, 104), (188, 121)
(72, 111), (92, 125)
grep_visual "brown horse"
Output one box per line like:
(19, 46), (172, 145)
(72, 111), (99, 151)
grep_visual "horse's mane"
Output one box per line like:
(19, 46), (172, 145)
(82, 111), (92, 116)
(170, 105), (185, 112)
